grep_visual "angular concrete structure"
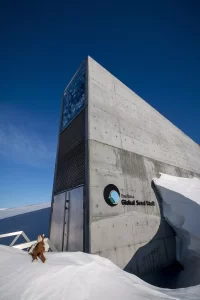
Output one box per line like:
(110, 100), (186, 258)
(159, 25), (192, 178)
(50, 56), (200, 283)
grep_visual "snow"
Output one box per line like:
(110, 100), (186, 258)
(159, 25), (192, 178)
(0, 202), (50, 220)
(1, 174), (200, 297)
(153, 174), (200, 263)
(153, 173), (200, 287)
(0, 245), (200, 300)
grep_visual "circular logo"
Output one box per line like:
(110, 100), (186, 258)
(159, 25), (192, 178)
(104, 184), (120, 206)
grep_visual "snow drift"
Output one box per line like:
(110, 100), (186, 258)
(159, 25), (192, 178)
(153, 173), (200, 287)
(0, 245), (200, 300)
(0, 202), (50, 220)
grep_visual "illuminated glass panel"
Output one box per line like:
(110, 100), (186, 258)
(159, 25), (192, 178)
(61, 62), (86, 132)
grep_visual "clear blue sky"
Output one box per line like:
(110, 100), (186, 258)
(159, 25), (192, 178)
(0, 1), (200, 208)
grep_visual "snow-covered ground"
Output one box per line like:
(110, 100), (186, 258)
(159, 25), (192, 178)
(1, 173), (200, 298)
(153, 173), (200, 288)
(0, 245), (200, 300)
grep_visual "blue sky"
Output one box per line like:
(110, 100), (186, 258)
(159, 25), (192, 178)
(0, 1), (200, 208)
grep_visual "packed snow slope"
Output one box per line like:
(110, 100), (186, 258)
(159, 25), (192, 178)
(0, 245), (200, 300)
(0, 202), (50, 220)
(0, 203), (51, 245)
(153, 173), (200, 288)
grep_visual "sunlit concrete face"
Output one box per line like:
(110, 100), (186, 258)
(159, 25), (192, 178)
(50, 56), (200, 283)
(87, 56), (200, 278)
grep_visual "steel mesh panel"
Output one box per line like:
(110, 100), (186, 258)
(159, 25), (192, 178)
(59, 110), (85, 158)
(54, 110), (85, 195)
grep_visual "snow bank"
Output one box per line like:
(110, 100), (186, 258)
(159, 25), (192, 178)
(0, 202), (50, 220)
(153, 174), (200, 263)
(153, 173), (200, 287)
(0, 245), (199, 300)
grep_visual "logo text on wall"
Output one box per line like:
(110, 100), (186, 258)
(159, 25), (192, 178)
(103, 185), (155, 207)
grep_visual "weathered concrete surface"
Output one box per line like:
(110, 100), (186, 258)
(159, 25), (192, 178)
(89, 140), (198, 276)
(88, 56), (200, 174)
(87, 56), (200, 278)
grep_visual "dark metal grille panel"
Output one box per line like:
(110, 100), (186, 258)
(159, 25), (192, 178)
(59, 110), (85, 159)
(54, 110), (85, 195)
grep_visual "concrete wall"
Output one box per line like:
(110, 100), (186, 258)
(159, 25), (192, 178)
(87, 56), (200, 278)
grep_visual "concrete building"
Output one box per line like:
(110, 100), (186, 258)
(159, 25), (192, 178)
(49, 56), (200, 284)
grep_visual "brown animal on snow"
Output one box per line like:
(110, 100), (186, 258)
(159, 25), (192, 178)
(31, 234), (46, 263)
